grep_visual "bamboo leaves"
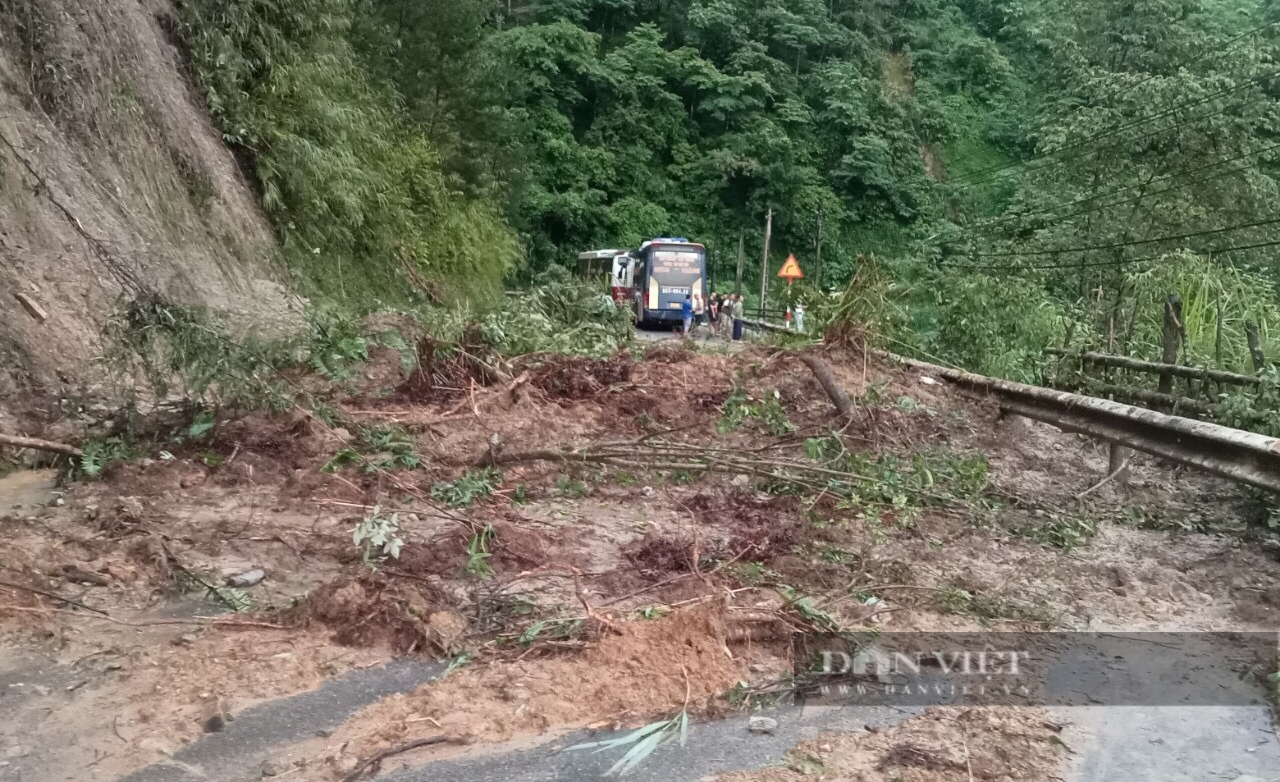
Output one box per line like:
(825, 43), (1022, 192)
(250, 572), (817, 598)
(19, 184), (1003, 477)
(566, 711), (691, 776)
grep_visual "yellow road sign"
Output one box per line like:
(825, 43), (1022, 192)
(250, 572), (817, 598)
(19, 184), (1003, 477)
(778, 254), (804, 280)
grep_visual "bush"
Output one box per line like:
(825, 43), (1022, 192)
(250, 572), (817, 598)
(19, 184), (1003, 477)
(926, 272), (1064, 382)
(479, 266), (633, 357)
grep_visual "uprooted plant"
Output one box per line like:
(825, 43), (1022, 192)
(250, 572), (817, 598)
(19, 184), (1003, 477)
(352, 508), (405, 570)
(432, 469), (502, 508)
(325, 425), (423, 473)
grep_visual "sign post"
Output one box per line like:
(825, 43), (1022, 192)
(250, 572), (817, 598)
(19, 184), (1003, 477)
(777, 254), (804, 329)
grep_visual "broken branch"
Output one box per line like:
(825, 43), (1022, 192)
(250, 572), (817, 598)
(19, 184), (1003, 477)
(0, 604), (285, 629)
(341, 737), (448, 782)
(0, 579), (109, 615)
(0, 433), (83, 458)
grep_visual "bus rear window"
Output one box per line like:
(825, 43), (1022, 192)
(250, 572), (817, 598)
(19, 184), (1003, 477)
(652, 251), (702, 273)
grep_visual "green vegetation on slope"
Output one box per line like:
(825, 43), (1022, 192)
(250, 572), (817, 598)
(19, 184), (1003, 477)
(173, 0), (519, 308)
(171, 0), (1280, 387)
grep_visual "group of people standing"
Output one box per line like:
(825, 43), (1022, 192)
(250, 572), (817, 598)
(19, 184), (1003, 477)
(681, 292), (745, 341)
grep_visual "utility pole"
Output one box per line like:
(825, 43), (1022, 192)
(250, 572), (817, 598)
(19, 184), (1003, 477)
(760, 208), (772, 321)
(734, 231), (745, 295)
(814, 206), (824, 290)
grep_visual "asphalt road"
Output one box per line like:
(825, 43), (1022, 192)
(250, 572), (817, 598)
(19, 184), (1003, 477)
(109, 638), (1280, 782)
(116, 659), (445, 782)
(383, 704), (923, 782)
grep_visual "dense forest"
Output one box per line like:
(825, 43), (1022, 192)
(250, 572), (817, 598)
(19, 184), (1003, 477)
(173, 0), (1280, 377)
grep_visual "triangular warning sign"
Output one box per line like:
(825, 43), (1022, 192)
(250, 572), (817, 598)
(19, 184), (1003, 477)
(777, 254), (804, 279)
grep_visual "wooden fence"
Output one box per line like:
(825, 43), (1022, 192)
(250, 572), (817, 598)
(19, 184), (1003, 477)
(1044, 294), (1271, 421)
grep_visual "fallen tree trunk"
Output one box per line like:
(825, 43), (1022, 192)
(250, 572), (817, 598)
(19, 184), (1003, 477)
(798, 354), (853, 419)
(0, 433), (82, 458)
(1045, 348), (1260, 387)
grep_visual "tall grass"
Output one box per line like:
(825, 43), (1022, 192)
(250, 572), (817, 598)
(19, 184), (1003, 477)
(1125, 252), (1279, 372)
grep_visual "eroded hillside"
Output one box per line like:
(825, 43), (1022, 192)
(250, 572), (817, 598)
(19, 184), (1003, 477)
(0, 0), (299, 433)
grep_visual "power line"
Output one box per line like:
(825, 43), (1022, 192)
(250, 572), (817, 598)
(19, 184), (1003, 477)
(968, 216), (1280, 258)
(939, 236), (1280, 272)
(962, 140), (1280, 236)
(953, 63), (1280, 188)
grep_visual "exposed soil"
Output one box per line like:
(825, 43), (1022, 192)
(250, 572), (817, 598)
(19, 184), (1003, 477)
(2, 341), (1278, 781)
(292, 574), (462, 655)
(528, 353), (635, 401)
(0, 0), (300, 436)
(308, 607), (744, 779)
(716, 707), (1069, 782)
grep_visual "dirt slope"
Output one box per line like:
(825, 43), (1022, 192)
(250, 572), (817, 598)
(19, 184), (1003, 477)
(0, 0), (300, 432)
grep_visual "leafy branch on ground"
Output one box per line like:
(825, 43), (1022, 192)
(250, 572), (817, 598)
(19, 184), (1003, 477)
(432, 469), (501, 508)
(567, 710), (690, 777)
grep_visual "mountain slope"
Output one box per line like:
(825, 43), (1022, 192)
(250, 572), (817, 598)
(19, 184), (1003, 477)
(0, 0), (300, 432)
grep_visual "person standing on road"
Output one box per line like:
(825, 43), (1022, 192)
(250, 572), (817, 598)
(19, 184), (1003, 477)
(693, 293), (706, 334)
(681, 294), (694, 337)
(731, 294), (745, 341)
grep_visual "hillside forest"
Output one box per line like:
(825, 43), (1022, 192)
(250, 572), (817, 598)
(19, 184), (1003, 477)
(173, 0), (1280, 379)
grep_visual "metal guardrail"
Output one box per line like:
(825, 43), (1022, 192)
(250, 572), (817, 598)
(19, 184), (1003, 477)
(741, 318), (789, 334)
(887, 353), (1280, 493)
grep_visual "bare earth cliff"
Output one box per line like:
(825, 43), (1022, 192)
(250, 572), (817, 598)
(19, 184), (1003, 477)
(0, 0), (298, 434)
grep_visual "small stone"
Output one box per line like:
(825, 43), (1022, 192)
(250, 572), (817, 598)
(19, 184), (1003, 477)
(200, 697), (232, 733)
(315, 729), (333, 738)
(262, 760), (285, 776)
(864, 724), (881, 734)
(116, 497), (145, 521)
(640, 486), (655, 498)
(226, 569), (265, 588)
(731, 474), (750, 487)
(749, 663), (769, 673)
(747, 716), (777, 734)
(32, 685), (50, 697)
(5, 746), (28, 759)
